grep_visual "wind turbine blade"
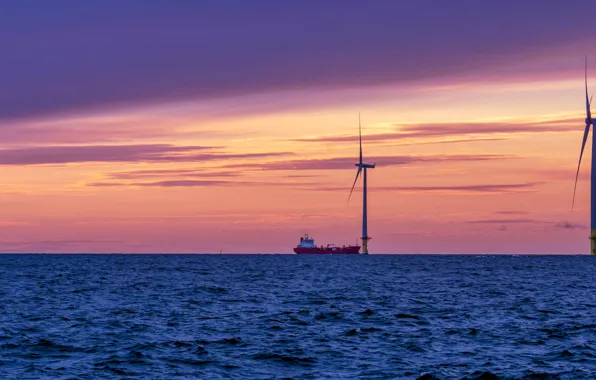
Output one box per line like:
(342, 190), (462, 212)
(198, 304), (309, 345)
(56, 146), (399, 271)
(348, 167), (362, 202)
(587, 56), (592, 119)
(359, 113), (363, 165)
(573, 122), (591, 210)
(575, 57), (594, 210)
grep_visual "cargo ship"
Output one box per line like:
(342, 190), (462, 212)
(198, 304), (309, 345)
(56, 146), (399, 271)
(293, 234), (361, 254)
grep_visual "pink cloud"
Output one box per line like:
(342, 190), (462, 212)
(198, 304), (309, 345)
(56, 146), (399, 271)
(0, 144), (292, 166)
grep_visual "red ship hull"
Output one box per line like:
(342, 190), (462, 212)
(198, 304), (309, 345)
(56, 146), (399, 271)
(294, 246), (361, 254)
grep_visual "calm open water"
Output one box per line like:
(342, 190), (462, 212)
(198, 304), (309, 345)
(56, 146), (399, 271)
(1, 254), (596, 379)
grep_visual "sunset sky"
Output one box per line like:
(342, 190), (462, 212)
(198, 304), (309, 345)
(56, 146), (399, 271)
(1, 1), (596, 253)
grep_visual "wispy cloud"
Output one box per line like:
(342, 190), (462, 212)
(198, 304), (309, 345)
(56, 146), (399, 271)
(466, 218), (540, 224)
(466, 217), (544, 234)
(553, 221), (588, 230)
(222, 154), (510, 171)
(0, 144), (292, 166)
(396, 119), (577, 138)
(495, 210), (530, 215)
(105, 168), (241, 180)
(92, 180), (234, 188)
(308, 182), (541, 194)
(466, 218), (588, 231)
(401, 137), (508, 146)
(292, 118), (578, 144)
(87, 179), (317, 188)
(0, 116), (217, 145)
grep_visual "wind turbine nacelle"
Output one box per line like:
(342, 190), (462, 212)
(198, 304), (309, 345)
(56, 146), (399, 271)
(361, 163), (375, 169)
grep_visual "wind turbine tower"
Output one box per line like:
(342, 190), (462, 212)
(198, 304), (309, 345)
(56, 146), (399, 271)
(349, 114), (376, 254)
(573, 57), (596, 255)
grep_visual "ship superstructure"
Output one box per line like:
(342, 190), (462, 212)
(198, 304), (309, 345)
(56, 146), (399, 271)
(293, 234), (360, 254)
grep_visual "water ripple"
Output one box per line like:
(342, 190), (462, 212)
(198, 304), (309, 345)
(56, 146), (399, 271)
(1, 254), (596, 379)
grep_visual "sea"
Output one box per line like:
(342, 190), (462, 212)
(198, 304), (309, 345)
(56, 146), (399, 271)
(0, 254), (595, 379)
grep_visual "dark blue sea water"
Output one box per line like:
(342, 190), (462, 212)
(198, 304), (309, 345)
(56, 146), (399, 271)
(1, 254), (595, 379)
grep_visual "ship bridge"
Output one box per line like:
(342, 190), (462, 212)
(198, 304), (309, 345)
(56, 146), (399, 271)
(298, 234), (315, 248)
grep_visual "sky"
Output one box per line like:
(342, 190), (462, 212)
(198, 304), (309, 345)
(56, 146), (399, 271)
(1, 1), (596, 253)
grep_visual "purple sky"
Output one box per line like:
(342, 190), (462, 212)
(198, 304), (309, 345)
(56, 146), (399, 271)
(0, 1), (593, 121)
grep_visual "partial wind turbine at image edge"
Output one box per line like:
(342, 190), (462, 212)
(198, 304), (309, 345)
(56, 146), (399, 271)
(573, 56), (596, 255)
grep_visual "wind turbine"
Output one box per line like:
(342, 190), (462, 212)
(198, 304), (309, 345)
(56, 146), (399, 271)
(349, 114), (376, 254)
(573, 56), (596, 255)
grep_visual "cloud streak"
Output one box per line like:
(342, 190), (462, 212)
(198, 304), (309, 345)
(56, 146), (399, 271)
(105, 169), (241, 180)
(466, 218), (588, 231)
(222, 154), (510, 171)
(89, 180), (234, 188)
(0, 144), (292, 166)
(495, 210), (529, 215)
(308, 182), (541, 194)
(0, 117), (217, 145)
(87, 179), (320, 188)
(553, 222), (588, 230)
(292, 118), (578, 144)
(466, 218), (541, 224)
